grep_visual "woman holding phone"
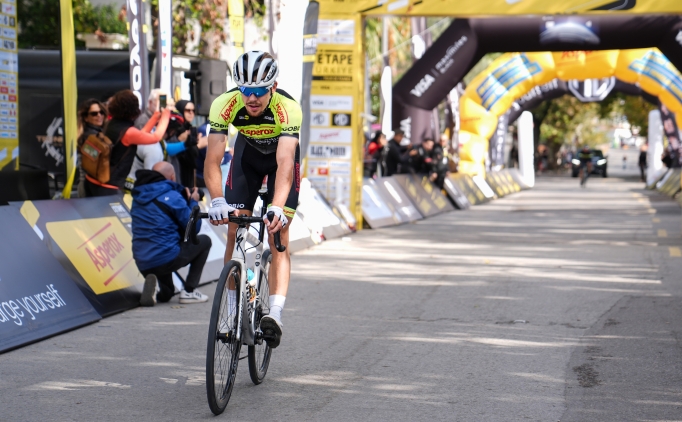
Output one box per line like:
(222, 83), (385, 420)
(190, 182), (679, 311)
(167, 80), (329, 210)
(84, 89), (171, 197)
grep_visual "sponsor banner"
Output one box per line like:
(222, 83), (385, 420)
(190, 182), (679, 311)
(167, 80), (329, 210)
(11, 196), (144, 317)
(310, 95), (353, 111)
(317, 19), (355, 45)
(351, 0), (682, 16)
(391, 174), (453, 217)
(448, 173), (491, 205)
(362, 178), (402, 228)
(0, 0), (17, 170)
(308, 144), (351, 159)
(392, 19), (478, 111)
(309, 7), (362, 221)
(376, 177), (423, 221)
(297, 178), (350, 240)
(127, 0), (149, 110)
(442, 177), (471, 210)
(489, 112), (509, 169)
(310, 111), (330, 127)
(310, 128), (352, 144)
(659, 104), (681, 167)
(0, 206), (100, 353)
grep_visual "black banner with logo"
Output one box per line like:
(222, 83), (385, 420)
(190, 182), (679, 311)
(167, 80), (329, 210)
(0, 206), (100, 353)
(659, 104), (681, 167)
(392, 19), (479, 112)
(127, 0), (149, 110)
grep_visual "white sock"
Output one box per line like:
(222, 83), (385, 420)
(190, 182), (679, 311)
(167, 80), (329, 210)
(268, 295), (286, 323)
(228, 289), (237, 314)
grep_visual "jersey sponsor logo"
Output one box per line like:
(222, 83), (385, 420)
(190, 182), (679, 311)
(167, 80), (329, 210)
(263, 115), (274, 121)
(281, 126), (300, 133)
(228, 203), (245, 209)
(275, 103), (289, 124)
(240, 127), (276, 137)
(220, 96), (239, 121)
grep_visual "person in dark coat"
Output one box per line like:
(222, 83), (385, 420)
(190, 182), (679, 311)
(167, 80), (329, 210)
(638, 145), (648, 182)
(381, 129), (406, 176)
(132, 161), (212, 306)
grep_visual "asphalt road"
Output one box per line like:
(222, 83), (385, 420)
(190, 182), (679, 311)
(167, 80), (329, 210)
(1, 176), (681, 422)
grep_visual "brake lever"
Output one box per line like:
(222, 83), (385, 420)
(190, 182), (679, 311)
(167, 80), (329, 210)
(266, 211), (286, 252)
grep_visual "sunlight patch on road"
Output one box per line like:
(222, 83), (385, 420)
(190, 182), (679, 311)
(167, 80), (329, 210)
(25, 379), (131, 391)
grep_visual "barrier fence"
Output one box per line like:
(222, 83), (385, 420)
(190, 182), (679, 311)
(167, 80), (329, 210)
(1, 170), (526, 352)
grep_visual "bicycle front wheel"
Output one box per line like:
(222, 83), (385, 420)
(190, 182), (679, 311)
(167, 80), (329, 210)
(248, 250), (273, 384)
(206, 261), (242, 415)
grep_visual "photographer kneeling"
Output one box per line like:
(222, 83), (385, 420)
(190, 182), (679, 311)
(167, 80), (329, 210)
(132, 161), (212, 306)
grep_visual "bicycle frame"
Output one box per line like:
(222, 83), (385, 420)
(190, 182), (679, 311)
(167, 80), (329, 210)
(230, 208), (267, 347)
(185, 188), (285, 347)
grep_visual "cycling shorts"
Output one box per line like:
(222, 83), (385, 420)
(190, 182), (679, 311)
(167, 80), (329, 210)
(224, 136), (300, 219)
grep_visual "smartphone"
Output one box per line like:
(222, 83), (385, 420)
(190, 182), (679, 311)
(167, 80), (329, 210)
(159, 94), (167, 109)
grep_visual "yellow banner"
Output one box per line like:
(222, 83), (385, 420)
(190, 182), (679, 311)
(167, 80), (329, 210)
(346, 0), (682, 16)
(46, 217), (143, 295)
(309, 6), (364, 223)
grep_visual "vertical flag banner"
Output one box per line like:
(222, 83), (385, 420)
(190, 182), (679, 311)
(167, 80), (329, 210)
(228, 0), (245, 64)
(158, 0), (172, 96)
(300, 0), (319, 160)
(309, 4), (363, 223)
(59, 0), (77, 197)
(127, 0), (149, 110)
(0, 0), (18, 170)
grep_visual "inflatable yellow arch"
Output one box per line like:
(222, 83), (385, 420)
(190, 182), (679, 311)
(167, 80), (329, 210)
(459, 48), (682, 176)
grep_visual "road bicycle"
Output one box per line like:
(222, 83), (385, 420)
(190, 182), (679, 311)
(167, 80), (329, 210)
(184, 188), (286, 415)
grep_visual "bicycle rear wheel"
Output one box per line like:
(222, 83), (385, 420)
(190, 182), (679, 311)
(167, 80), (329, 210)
(206, 261), (242, 415)
(248, 250), (273, 384)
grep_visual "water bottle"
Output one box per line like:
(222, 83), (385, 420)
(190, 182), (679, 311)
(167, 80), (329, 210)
(246, 268), (255, 287)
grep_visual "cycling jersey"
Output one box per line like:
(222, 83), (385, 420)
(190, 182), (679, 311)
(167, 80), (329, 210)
(208, 88), (302, 155)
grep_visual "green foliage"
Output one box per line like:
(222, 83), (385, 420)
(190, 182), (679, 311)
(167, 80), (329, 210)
(534, 95), (610, 150)
(598, 93), (656, 136)
(19, 0), (126, 49)
(154, 0), (227, 57)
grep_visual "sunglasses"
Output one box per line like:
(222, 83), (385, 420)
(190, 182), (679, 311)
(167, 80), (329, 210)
(88, 110), (106, 117)
(185, 108), (195, 113)
(239, 85), (272, 98)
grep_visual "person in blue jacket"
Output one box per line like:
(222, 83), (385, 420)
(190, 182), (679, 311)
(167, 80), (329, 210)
(132, 161), (212, 306)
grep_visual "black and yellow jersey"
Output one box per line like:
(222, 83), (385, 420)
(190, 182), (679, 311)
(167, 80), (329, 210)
(209, 87), (302, 154)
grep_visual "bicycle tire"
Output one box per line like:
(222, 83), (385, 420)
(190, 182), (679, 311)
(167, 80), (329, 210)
(248, 250), (273, 384)
(206, 261), (242, 415)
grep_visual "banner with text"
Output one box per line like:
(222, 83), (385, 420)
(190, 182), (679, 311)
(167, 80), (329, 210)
(308, 9), (363, 222)
(0, 0), (18, 170)
(0, 206), (100, 353)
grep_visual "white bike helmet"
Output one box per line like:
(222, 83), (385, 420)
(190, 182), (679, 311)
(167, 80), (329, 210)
(232, 51), (279, 87)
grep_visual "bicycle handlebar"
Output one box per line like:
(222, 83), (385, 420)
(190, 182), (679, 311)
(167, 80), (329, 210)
(184, 206), (286, 253)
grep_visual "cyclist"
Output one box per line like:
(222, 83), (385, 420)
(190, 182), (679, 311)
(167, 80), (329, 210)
(578, 145), (593, 186)
(204, 51), (302, 349)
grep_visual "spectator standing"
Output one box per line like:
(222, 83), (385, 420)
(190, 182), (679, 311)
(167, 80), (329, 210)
(125, 111), (207, 191)
(365, 131), (385, 177)
(84, 90), (170, 197)
(639, 144), (648, 182)
(76, 99), (107, 197)
(622, 155), (627, 170)
(409, 138), (448, 188)
(381, 129), (406, 176)
(195, 123), (225, 187)
(134, 89), (172, 129)
(171, 100), (200, 188)
(132, 161), (212, 306)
